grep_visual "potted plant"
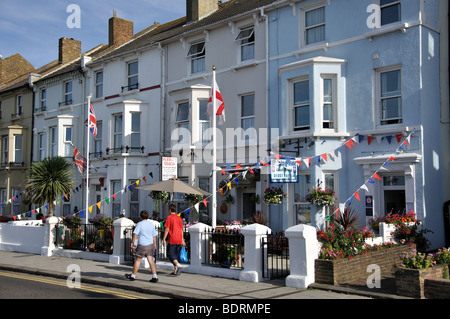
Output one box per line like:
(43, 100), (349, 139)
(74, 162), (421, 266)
(149, 191), (169, 212)
(90, 213), (113, 230)
(263, 187), (286, 204)
(212, 243), (240, 268)
(305, 184), (335, 207)
(62, 214), (82, 229)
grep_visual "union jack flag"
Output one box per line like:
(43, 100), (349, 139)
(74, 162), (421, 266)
(73, 147), (87, 174)
(89, 103), (97, 136)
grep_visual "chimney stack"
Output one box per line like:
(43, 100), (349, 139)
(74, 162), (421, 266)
(186, 0), (219, 22)
(108, 12), (134, 47)
(58, 37), (81, 64)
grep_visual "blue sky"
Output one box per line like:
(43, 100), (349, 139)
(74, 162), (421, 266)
(0, 0), (186, 68)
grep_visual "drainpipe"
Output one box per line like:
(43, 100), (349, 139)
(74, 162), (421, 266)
(260, 7), (269, 156)
(158, 42), (166, 163)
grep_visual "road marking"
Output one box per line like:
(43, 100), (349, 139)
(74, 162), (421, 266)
(0, 271), (149, 299)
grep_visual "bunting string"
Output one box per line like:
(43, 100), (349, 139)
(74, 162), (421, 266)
(3, 127), (417, 222)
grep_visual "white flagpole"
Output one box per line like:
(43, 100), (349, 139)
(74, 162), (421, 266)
(85, 94), (91, 225)
(212, 66), (217, 229)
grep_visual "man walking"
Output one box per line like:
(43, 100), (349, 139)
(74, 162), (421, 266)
(125, 210), (158, 282)
(163, 204), (185, 276)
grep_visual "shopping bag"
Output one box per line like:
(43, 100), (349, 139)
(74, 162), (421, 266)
(179, 246), (188, 263)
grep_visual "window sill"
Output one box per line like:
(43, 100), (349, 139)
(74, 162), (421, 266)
(364, 22), (409, 41)
(232, 61), (258, 72)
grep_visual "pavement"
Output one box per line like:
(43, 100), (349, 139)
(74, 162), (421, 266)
(0, 250), (410, 300)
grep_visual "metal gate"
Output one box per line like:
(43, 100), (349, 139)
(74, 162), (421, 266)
(262, 231), (290, 279)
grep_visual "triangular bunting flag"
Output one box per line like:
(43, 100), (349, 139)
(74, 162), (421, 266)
(368, 136), (373, 145)
(345, 139), (354, 149)
(386, 136), (392, 144)
(142, 176), (146, 183)
(354, 190), (360, 201)
(88, 206), (93, 213)
(105, 197), (110, 204)
(373, 173), (382, 180)
(396, 134), (403, 143)
(321, 153), (327, 162)
(202, 198), (208, 207)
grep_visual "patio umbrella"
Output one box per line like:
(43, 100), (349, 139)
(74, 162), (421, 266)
(136, 178), (210, 196)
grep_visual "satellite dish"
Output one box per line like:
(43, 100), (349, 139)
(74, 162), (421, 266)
(218, 179), (230, 195)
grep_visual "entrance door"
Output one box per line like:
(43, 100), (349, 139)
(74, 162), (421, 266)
(382, 175), (406, 215)
(384, 190), (406, 215)
(243, 193), (256, 220)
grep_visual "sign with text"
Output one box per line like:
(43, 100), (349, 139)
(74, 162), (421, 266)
(270, 158), (299, 183)
(162, 157), (177, 181)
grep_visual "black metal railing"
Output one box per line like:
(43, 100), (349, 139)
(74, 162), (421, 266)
(55, 224), (114, 254)
(262, 231), (290, 279)
(203, 228), (244, 269)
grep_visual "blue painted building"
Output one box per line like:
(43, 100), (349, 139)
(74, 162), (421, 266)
(264, 0), (446, 249)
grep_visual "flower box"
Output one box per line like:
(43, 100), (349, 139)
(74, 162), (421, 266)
(315, 244), (413, 285)
(395, 264), (447, 298)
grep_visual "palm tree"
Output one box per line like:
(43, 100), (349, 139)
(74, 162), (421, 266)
(25, 157), (75, 216)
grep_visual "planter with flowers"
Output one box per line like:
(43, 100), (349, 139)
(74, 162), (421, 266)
(395, 247), (450, 298)
(149, 191), (169, 212)
(212, 243), (240, 268)
(263, 187), (286, 204)
(305, 185), (335, 207)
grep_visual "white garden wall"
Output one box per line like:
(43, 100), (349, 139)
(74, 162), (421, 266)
(0, 223), (45, 254)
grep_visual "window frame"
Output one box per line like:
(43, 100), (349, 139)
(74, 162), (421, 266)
(187, 41), (206, 74)
(13, 135), (23, 164)
(95, 70), (104, 98)
(113, 114), (123, 153)
(64, 126), (73, 157)
(293, 173), (313, 225)
(130, 112), (141, 152)
(12, 188), (21, 215)
(235, 26), (255, 62)
(40, 89), (47, 111)
(94, 121), (102, 158)
(380, 0), (401, 26)
(292, 78), (311, 132)
(38, 133), (46, 161)
(198, 99), (211, 144)
(16, 95), (23, 116)
(377, 66), (403, 126)
(111, 180), (122, 218)
(321, 74), (337, 131)
(301, 4), (326, 47)
(127, 61), (139, 91)
(2, 135), (8, 165)
(50, 126), (57, 157)
(129, 179), (140, 219)
(240, 93), (256, 140)
(64, 81), (72, 105)
(175, 101), (190, 144)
